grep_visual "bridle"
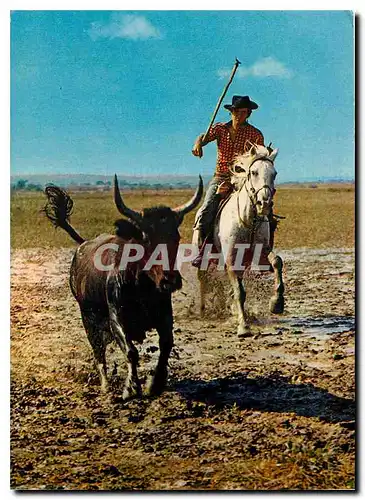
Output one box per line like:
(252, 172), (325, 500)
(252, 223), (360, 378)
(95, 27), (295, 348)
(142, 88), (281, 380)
(235, 156), (276, 229)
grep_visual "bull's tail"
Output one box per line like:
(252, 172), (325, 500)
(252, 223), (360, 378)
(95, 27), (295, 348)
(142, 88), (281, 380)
(43, 185), (85, 245)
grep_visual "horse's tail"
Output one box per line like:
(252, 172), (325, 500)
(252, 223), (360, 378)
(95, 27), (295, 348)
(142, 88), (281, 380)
(43, 185), (85, 245)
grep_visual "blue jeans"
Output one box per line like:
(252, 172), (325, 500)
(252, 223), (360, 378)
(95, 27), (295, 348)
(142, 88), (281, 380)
(195, 177), (222, 240)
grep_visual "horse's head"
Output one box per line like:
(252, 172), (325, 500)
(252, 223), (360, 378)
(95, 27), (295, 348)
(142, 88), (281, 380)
(231, 144), (278, 216)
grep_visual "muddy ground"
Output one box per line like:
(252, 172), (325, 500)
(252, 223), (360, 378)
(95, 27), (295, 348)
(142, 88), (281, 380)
(10, 247), (355, 490)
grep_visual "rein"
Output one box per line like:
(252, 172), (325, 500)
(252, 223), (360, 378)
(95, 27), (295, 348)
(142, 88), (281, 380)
(235, 156), (275, 236)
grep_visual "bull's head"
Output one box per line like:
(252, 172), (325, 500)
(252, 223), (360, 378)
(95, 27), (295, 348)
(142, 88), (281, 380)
(113, 174), (203, 281)
(114, 174), (203, 241)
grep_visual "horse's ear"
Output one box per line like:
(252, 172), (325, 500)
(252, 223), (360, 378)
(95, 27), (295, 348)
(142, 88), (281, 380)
(249, 145), (257, 156)
(268, 148), (279, 161)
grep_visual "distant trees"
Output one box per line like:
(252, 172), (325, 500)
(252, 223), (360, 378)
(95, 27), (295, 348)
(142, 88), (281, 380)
(14, 179), (28, 190)
(11, 177), (195, 192)
(12, 179), (42, 192)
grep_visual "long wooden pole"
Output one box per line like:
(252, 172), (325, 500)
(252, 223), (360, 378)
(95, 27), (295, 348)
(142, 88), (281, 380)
(202, 58), (241, 143)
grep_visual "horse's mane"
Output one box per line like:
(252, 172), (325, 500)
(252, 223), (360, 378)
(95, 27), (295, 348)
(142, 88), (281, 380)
(230, 144), (274, 187)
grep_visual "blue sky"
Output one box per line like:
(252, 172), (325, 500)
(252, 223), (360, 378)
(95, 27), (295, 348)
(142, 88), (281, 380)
(11, 10), (354, 182)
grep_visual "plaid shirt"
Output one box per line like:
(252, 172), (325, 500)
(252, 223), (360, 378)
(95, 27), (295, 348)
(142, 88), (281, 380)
(205, 121), (264, 177)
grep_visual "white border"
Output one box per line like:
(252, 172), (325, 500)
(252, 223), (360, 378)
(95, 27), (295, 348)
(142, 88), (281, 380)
(4, 3), (360, 497)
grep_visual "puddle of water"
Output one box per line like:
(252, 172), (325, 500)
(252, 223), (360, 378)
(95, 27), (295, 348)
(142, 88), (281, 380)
(282, 316), (355, 339)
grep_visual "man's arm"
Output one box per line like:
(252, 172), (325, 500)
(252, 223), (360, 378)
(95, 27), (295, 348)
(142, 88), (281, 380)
(192, 134), (206, 158)
(191, 125), (218, 158)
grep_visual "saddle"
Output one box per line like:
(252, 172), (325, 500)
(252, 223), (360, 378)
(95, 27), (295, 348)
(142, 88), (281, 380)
(216, 180), (234, 219)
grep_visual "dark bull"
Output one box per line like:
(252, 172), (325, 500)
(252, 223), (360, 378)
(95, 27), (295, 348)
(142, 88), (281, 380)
(43, 175), (203, 398)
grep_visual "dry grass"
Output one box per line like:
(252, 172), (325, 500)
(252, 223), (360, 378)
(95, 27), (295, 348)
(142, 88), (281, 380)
(206, 454), (355, 490)
(274, 184), (354, 249)
(11, 184), (354, 249)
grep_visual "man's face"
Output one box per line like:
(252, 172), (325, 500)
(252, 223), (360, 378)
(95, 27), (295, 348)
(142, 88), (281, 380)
(232, 108), (250, 124)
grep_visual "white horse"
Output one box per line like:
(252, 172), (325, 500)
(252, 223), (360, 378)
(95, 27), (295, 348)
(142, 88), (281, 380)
(192, 144), (285, 337)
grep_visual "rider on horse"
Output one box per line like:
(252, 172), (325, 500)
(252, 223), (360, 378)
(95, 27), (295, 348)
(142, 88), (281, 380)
(191, 95), (278, 255)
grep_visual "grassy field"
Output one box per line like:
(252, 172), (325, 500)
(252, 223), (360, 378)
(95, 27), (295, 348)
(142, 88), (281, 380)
(11, 185), (355, 490)
(11, 184), (355, 249)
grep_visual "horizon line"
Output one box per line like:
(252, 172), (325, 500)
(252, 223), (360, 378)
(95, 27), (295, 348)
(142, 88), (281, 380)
(10, 172), (355, 183)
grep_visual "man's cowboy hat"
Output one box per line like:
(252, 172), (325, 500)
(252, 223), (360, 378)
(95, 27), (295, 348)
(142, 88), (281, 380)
(224, 95), (258, 111)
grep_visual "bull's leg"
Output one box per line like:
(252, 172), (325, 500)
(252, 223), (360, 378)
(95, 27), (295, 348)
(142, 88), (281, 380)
(227, 269), (249, 337)
(267, 251), (285, 314)
(108, 305), (142, 400)
(148, 302), (174, 396)
(197, 269), (207, 316)
(81, 311), (108, 393)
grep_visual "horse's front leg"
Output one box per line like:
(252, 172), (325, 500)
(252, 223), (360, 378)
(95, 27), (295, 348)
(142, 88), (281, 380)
(267, 251), (285, 314)
(227, 268), (249, 337)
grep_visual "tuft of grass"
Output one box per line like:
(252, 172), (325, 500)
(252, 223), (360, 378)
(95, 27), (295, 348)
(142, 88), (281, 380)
(11, 185), (354, 249)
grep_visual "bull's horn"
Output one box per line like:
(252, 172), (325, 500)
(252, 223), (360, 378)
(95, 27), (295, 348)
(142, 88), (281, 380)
(114, 174), (143, 224)
(173, 175), (204, 219)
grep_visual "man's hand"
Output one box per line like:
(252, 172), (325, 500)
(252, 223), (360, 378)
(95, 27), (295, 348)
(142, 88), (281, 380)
(192, 134), (204, 158)
(192, 143), (203, 158)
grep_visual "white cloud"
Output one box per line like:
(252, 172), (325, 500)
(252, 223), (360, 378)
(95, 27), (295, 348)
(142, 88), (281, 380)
(88, 14), (162, 41)
(217, 68), (232, 79)
(218, 57), (293, 80)
(250, 57), (293, 78)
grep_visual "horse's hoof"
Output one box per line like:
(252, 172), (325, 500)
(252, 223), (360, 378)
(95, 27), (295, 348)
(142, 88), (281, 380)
(270, 295), (285, 314)
(237, 325), (253, 338)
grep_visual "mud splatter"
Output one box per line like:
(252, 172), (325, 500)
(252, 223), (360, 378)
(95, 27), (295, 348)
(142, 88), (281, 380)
(11, 247), (355, 490)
